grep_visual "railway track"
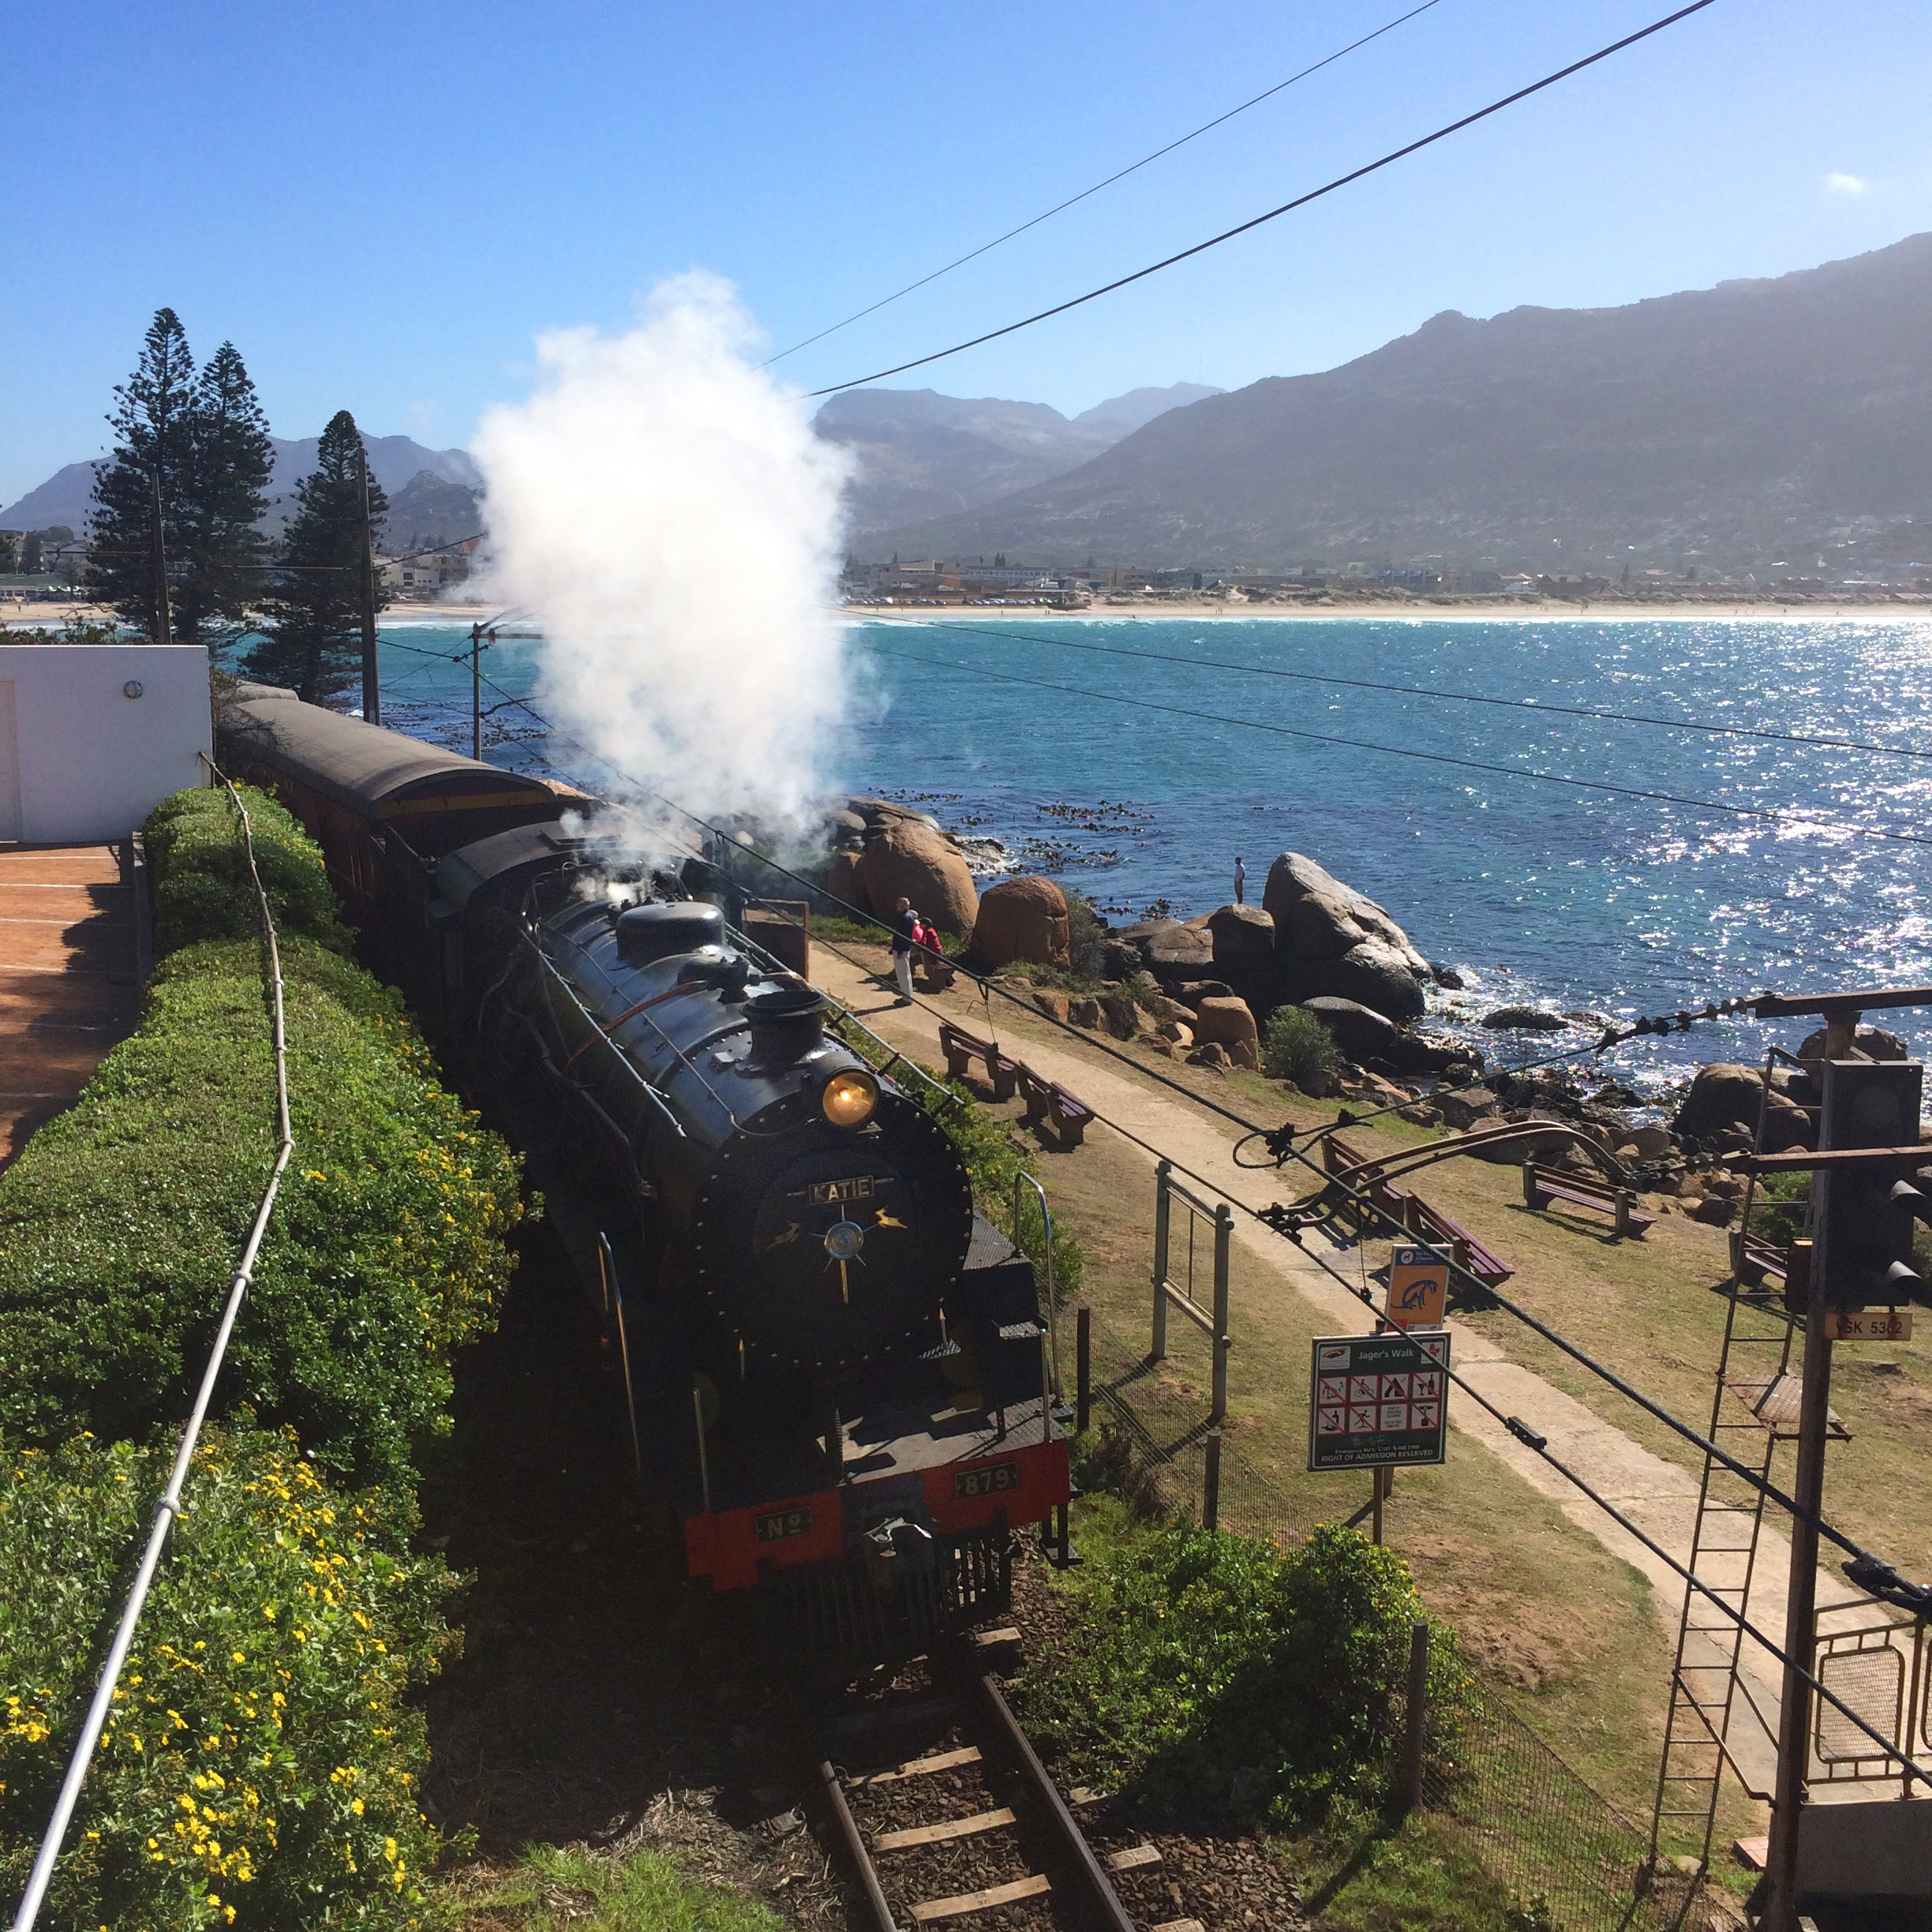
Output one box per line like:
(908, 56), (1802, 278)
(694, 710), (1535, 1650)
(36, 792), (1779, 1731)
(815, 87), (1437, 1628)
(791, 1630), (1196, 1932)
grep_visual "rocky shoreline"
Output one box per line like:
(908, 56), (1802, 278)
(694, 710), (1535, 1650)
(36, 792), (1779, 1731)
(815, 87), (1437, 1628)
(801, 801), (1874, 1226)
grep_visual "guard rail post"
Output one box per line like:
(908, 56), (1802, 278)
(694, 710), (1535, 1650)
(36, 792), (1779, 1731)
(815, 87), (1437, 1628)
(1395, 1619), (1431, 1815)
(1151, 1158), (1172, 1361)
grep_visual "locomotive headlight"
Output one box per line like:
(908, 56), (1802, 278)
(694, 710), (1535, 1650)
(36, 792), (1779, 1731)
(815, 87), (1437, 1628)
(821, 1068), (878, 1129)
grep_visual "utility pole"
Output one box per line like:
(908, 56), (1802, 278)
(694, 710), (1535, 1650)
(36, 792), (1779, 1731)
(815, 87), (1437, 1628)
(358, 445), (380, 724)
(1748, 993), (1928, 1932)
(149, 468), (172, 646)
(470, 622), (485, 760)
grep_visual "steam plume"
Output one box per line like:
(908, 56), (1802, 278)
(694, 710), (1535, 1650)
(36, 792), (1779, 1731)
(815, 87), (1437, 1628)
(473, 274), (852, 849)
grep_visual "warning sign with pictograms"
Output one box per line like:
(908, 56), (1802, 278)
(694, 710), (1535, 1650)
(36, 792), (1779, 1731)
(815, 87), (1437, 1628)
(1309, 1330), (1451, 1471)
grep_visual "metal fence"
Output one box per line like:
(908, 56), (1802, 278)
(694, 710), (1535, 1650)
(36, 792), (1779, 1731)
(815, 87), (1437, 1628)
(1069, 1287), (1699, 1932)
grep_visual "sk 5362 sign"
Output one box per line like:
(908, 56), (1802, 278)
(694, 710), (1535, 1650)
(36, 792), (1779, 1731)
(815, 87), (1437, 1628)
(1309, 1330), (1451, 1472)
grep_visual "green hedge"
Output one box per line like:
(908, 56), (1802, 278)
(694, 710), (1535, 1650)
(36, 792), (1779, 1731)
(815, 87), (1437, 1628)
(0, 930), (522, 1486)
(0, 1427), (451, 1931)
(145, 787), (351, 957)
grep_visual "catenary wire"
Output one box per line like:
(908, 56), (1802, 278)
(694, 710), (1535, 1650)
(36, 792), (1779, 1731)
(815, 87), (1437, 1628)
(10, 766), (296, 1932)
(806, 0), (1720, 396)
(850, 608), (1932, 763)
(862, 638), (1932, 848)
(762, 0), (1444, 368)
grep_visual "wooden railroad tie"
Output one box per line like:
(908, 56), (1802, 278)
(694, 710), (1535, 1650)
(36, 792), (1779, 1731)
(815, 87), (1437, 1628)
(851, 1745), (983, 1788)
(874, 1807), (1016, 1852)
(829, 1693), (958, 1735)
(910, 1874), (1051, 1922)
(1106, 1844), (1163, 1872)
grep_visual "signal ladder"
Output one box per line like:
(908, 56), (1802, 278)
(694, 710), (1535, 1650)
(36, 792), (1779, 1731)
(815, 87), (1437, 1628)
(1646, 1054), (1840, 1879)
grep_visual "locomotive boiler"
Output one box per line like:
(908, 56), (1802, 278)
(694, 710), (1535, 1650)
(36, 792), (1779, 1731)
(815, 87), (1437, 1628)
(435, 823), (1069, 1649)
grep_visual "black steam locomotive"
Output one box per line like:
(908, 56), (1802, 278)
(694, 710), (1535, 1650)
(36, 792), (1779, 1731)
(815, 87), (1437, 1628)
(219, 685), (1068, 1653)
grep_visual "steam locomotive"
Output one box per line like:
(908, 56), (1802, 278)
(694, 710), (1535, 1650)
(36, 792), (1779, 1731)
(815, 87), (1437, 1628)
(219, 685), (1069, 1653)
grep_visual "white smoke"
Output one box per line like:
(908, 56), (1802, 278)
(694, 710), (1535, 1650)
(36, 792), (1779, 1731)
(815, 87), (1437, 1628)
(472, 274), (852, 853)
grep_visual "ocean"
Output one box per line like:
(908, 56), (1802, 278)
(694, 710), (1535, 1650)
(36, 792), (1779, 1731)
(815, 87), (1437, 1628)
(361, 612), (1932, 1096)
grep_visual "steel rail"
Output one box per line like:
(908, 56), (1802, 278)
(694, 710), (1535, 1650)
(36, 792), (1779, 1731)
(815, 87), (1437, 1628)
(968, 1661), (1138, 1932)
(11, 766), (296, 1932)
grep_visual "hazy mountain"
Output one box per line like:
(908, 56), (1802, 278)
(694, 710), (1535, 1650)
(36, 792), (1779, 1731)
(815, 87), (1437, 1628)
(814, 382), (1222, 537)
(2, 434), (481, 535)
(1072, 383), (1222, 436)
(856, 234), (1932, 571)
(384, 469), (482, 553)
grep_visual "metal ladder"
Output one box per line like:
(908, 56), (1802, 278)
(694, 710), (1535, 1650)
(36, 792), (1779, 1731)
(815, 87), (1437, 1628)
(1646, 1057), (1810, 1878)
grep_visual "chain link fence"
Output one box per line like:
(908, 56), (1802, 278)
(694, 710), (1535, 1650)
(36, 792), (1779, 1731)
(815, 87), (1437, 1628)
(1070, 1290), (1704, 1932)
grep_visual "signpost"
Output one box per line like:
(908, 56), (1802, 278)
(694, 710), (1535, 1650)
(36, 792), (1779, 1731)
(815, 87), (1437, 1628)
(1385, 1244), (1450, 1331)
(1309, 1330), (1451, 1473)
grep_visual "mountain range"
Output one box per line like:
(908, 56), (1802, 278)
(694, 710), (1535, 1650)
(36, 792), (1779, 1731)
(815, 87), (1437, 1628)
(854, 233), (1932, 572)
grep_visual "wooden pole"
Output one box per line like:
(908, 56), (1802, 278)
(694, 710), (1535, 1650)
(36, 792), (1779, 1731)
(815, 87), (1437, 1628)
(358, 446), (380, 724)
(1764, 1306), (1831, 1931)
(149, 468), (172, 646)
(470, 622), (483, 759)
(1075, 1303), (1091, 1435)
(1396, 1619), (1431, 1814)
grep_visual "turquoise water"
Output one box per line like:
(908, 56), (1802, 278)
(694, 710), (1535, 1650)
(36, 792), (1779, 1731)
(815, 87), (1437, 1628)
(364, 613), (1932, 1090)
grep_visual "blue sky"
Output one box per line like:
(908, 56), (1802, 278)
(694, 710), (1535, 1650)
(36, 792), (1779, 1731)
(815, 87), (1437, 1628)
(3, 0), (1928, 503)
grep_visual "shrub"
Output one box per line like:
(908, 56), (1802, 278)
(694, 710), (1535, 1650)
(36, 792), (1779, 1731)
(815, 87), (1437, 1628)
(1017, 1521), (1470, 1827)
(1263, 1005), (1341, 1095)
(0, 1426), (453, 1931)
(1064, 892), (1109, 982)
(144, 787), (351, 957)
(0, 934), (523, 1486)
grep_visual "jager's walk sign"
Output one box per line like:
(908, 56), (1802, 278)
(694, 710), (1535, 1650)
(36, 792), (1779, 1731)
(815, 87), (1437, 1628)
(1309, 1329), (1451, 1472)
(1385, 1244), (1450, 1330)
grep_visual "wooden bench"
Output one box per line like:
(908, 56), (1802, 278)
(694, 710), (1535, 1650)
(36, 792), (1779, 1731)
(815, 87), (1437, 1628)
(1523, 1161), (1655, 1239)
(1317, 1133), (1514, 1291)
(1016, 1063), (1094, 1148)
(1730, 1230), (1789, 1288)
(1405, 1196), (1514, 1294)
(938, 1020), (1020, 1102)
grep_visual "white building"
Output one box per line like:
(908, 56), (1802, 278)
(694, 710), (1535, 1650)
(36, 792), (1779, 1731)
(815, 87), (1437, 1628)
(0, 644), (212, 843)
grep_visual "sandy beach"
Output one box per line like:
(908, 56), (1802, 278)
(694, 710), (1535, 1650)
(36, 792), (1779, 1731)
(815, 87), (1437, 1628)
(9, 590), (1932, 634)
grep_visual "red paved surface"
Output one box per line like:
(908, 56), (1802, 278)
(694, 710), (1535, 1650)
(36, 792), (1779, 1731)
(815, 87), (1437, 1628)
(0, 844), (142, 1170)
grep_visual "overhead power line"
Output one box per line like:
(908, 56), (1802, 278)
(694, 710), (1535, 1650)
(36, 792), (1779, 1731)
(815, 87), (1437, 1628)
(808, 0), (1720, 398)
(853, 609), (1932, 762)
(862, 637), (1932, 848)
(764, 0), (1443, 369)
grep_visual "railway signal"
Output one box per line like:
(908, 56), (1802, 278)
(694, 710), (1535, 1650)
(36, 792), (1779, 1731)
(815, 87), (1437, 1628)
(1814, 1059), (1926, 1312)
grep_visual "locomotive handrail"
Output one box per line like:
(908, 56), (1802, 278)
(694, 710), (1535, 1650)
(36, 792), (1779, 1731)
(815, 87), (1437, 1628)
(563, 978), (708, 1069)
(522, 934), (688, 1139)
(1013, 1171), (1060, 1404)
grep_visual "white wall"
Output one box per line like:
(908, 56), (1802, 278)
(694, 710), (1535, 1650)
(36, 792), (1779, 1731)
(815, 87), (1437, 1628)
(0, 646), (212, 844)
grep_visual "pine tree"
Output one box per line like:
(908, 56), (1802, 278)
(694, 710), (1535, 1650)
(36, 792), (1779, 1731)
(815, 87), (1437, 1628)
(89, 309), (198, 640)
(245, 411), (388, 707)
(174, 342), (274, 644)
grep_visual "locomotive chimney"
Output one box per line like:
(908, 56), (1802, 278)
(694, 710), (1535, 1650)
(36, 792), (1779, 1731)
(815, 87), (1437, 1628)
(745, 983), (829, 1064)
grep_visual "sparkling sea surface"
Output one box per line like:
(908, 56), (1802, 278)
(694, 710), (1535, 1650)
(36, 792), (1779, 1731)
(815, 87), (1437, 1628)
(358, 613), (1932, 1095)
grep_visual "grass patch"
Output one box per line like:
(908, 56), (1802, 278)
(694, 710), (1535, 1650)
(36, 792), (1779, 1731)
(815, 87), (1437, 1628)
(1277, 1810), (1544, 1932)
(447, 1844), (784, 1932)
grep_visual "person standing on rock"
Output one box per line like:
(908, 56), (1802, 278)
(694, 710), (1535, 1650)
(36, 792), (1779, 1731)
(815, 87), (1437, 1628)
(1234, 856), (1246, 905)
(889, 896), (919, 1004)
